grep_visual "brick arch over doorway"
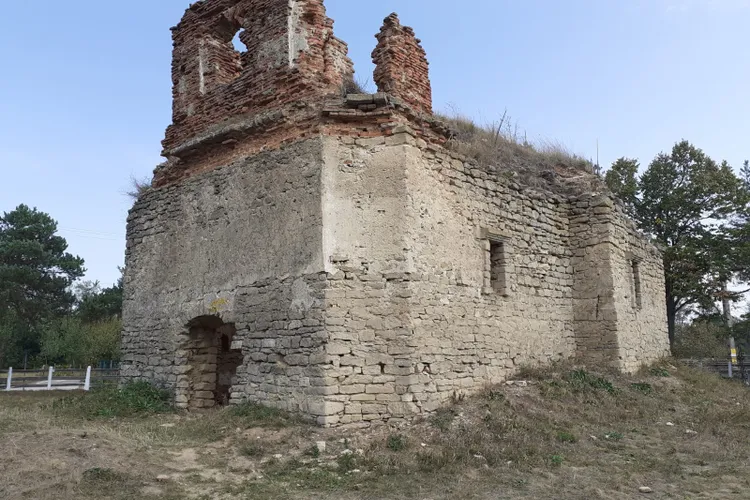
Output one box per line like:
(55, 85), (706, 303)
(177, 315), (243, 409)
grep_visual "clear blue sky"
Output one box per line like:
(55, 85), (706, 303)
(0, 0), (747, 286)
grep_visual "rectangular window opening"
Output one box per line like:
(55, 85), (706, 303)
(490, 240), (507, 295)
(632, 260), (642, 309)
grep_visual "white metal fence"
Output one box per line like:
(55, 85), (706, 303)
(1, 367), (97, 392)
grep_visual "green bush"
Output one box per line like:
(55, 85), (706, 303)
(387, 434), (408, 452)
(556, 431), (577, 443)
(604, 431), (624, 441)
(430, 407), (457, 431)
(649, 366), (671, 377)
(41, 316), (121, 366)
(566, 370), (616, 394)
(631, 382), (653, 395)
(673, 321), (728, 359)
(52, 381), (172, 418)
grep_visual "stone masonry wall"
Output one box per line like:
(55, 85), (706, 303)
(570, 194), (670, 372)
(608, 204), (671, 371)
(401, 139), (578, 414)
(300, 134), (669, 425)
(124, 129), (668, 423)
(310, 135), (578, 425)
(570, 195), (621, 368)
(316, 136), (415, 426)
(122, 139), (333, 413)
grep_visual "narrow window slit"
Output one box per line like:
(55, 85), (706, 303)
(490, 240), (507, 295)
(632, 260), (642, 309)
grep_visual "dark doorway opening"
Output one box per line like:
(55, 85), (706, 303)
(185, 316), (243, 409)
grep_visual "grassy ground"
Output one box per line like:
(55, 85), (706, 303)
(1, 361), (749, 499)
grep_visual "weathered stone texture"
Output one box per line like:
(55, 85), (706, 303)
(122, 0), (670, 426)
(123, 139), (331, 412)
(608, 204), (671, 371)
(312, 138), (669, 424)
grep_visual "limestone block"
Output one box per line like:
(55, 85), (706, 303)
(340, 355), (365, 367)
(327, 343), (352, 355)
(388, 402), (419, 417)
(308, 401), (345, 416)
(317, 415), (341, 426)
(366, 383), (395, 394)
(345, 403), (363, 414)
(339, 384), (366, 395)
(361, 404), (387, 414)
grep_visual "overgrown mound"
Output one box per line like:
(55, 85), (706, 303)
(437, 112), (602, 195)
(225, 361), (750, 498)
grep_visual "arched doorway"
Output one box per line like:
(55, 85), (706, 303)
(183, 316), (243, 409)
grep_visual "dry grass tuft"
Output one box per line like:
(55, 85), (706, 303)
(436, 109), (602, 193)
(341, 75), (375, 95)
(126, 175), (152, 200)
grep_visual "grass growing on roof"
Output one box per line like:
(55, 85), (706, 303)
(435, 109), (598, 189)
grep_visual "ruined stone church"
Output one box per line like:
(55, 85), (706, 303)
(122, 0), (670, 425)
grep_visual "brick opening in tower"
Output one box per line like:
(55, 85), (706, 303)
(199, 17), (246, 91)
(182, 316), (243, 409)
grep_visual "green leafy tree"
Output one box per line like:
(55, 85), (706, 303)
(605, 141), (748, 346)
(0, 310), (23, 369)
(740, 160), (750, 189)
(673, 319), (730, 359)
(41, 316), (121, 366)
(729, 160), (750, 284)
(604, 157), (639, 214)
(0, 205), (85, 366)
(76, 278), (123, 323)
(41, 273), (124, 366)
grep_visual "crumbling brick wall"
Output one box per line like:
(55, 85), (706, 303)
(372, 13), (433, 115)
(161, 0), (352, 175)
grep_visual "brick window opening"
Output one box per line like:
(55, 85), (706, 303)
(489, 240), (508, 295)
(632, 260), (642, 309)
(198, 18), (245, 90)
(232, 29), (251, 72)
(232, 30), (245, 52)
